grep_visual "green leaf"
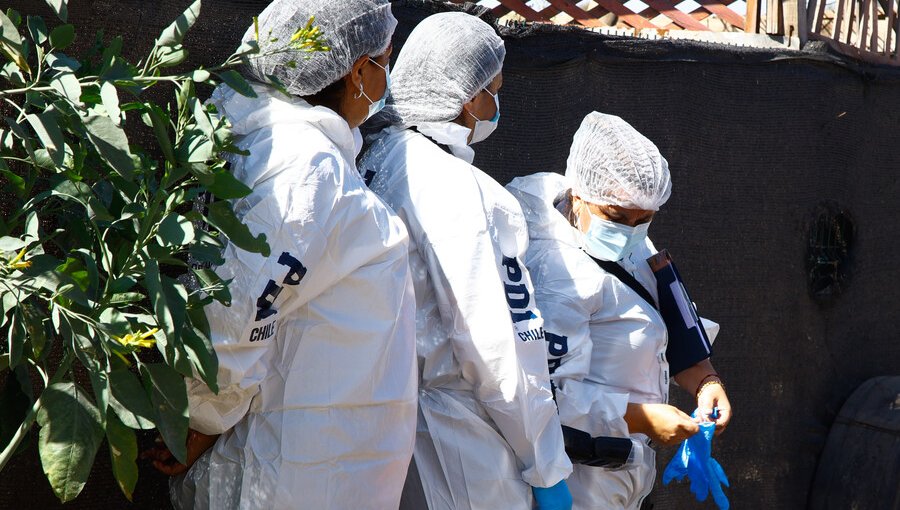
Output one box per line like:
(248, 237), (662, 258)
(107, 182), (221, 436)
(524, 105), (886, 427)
(83, 114), (135, 180)
(56, 257), (89, 292)
(51, 179), (114, 222)
(191, 69), (210, 82)
(45, 52), (79, 71)
(49, 23), (74, 50)
(0, 127), (13, 150)
(265, 73), (290, 97)
(141, 363), (188, 464)
(5, 9), (21, 27)
(73, 248), (100, 298)
(99, 36), (122, 74)
(0, 236), (28, 253)
(182, 326), (217, 393)
(156, 44), (187, 67)
(4, 116), (37, 163)
(87, 363), (110, 425)
(217, 70), (256, 98)
(24, 210), (40, 244)
(192, 268), (231, 305)
(109, 276), (136, 294)
(96, 307), (131, 339)
(108, 369), (154, 430)
(156, 0), (201, 47)
(26, 16), (48, 44)
(144, 104), (176, 165)
(44, 0), (68, 22)
(26, 111), (66, 167)
(107, 292), (144, 305)
(206, 167), (252, 199)
(176, 129), (214, 164)
(7, 311), (24, 369)
(234, 39), (259, 58)
(20, 301), (48, 359)
(190, 97), (214, 139)
(23, 255), (88, 307)
(100, 82), (121, 125)
(145, 262), (190, 376)
(36, 382), (104, 503)
(189, 237), (225, 266)
(0, 10), (30, 72)
(0, 291), (16, 330)
(146, 261), (176, 341)
(106, 413), (138, 501)
(147, 243), (188, 269)
(206, 200), (269, 256)
(0, 167), (26, 197)
(156, 213), (196, 247)
(50, 71), (81, 105)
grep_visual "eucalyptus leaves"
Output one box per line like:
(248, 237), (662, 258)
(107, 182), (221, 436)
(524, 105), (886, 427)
(0, 0), (325, 502)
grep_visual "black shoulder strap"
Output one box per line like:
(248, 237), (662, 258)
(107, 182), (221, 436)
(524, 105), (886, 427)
(409, 126), (453, 155)
(589, 254), (658, 310)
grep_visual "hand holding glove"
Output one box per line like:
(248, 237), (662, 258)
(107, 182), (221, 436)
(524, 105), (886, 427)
(662, 418), (730, 510)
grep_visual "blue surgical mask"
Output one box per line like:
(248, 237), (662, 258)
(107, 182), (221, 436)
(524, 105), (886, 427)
(467, 89), (500, 145)
(583, 215), (651, 261)
(360, 58), (391, 121)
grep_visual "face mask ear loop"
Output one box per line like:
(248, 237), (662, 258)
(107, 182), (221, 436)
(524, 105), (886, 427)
(467, 89), (496, 122)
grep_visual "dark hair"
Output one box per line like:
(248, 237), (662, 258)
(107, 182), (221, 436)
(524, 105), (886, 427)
(553, 187), (578, 227)
(302, 77), (346, 114)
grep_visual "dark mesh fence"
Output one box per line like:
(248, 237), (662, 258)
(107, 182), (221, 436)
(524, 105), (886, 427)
(2, 0), (899, 508)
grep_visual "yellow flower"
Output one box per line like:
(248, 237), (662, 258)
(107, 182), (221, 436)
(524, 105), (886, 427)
(113, 328), (159, 349)
(8, 248), (32, 270)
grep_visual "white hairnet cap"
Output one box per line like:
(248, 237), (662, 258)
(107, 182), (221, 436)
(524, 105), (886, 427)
(241, 0), (397, 96)
(384, 12), (505, 125)
(565, 112), (672, 211)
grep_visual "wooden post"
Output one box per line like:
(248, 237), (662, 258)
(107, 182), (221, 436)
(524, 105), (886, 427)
(768, 0), (785, 34)
(746, 0), (762, 32)
(858, 0), (872, 49)
(784, 0), (799, 38)
(886, 0), (894, 56)
(834, 0), (847, 40)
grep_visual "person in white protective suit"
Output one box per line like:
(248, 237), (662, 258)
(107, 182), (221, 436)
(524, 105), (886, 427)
(506, 112), (733, 510)
(145, 1), (418, 509)
(358, 11), (573, 510)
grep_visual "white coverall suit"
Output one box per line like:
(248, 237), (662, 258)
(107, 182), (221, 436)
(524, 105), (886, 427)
(359, 122), (573, 510)
(507, 172), (718, 510)
(170, 84), (418, 510)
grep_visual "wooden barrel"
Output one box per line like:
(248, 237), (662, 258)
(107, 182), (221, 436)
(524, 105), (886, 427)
(808, 376), (900, 510)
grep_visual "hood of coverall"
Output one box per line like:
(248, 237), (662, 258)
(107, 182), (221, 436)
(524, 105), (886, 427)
(210, 82), (362, 187)
(506, 172), (583, 249)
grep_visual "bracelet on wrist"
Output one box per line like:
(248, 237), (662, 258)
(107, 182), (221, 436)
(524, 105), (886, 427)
(695, 375), (723, 398)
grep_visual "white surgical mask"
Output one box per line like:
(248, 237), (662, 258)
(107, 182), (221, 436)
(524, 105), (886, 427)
(360, 58), (391, 121)
(583, 215), (650, 261)
(467, 89), (499, 145)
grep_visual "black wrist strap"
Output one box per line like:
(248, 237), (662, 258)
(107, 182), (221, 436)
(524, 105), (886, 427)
(561, 425), (634, 468)
(589, 255), (658, 310)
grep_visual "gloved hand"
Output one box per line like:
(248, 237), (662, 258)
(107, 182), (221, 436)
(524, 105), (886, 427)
(662, 415), (730, 510)
(531, 479), (573, 510)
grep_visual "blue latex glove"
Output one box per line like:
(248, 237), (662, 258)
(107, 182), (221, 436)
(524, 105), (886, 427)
(532, 479), (573, 510)
(662, 414), (730, 510)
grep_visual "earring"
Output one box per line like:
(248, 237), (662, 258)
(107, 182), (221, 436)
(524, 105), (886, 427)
(353, 84), (364, 100)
